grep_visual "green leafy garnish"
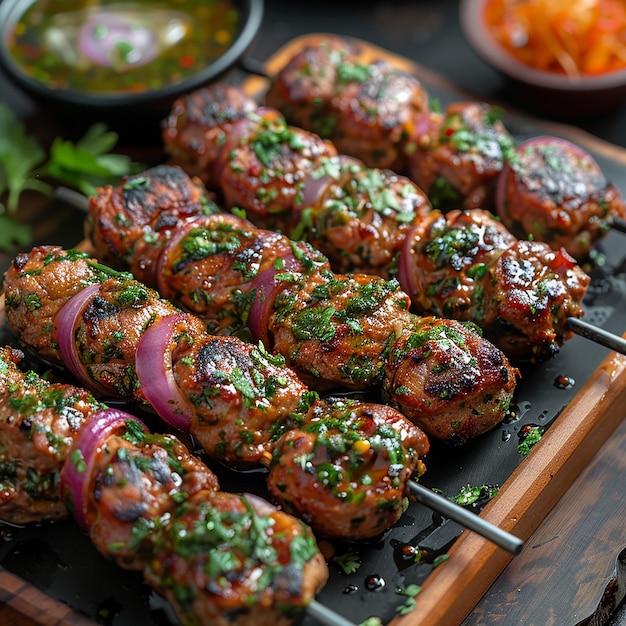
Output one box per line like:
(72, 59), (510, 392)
(395, 583), (422, 615)
(517, 425), (544, 456)
(0, 103), (142, 252)
(42, 123), (139, 196)
(451, 484), (499, 506)
(331, 547), (361, 575)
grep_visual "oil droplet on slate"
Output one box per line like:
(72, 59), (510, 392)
(554, 374), (575, 390)
(393, 543), (432, 571)
(343, 584), (359, 594)
(504, 400), (531, 424)
(365, 574), (386, 591)
(400, 544), (419, 560)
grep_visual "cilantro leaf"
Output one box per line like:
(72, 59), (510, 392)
(0, 214), (32, 250)
(0, 104), (49, 212)
(43, 125), (141, 197)
(396, 583), (422, 615)
(331, 547), (361, 575)
(0, 107), (143, 252)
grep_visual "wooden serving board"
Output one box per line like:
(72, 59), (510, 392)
(1, 33), (626, 626)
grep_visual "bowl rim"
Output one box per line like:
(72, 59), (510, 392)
(0, 0), (264, 108)
(459, 0), (626, 91)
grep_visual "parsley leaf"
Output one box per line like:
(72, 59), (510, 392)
(396, 583), (422, 615)
(0, 106), (142, 252)
(451, 484), (499, 506)
(0, 103), (49, 212)
(331, 547), (361, 575)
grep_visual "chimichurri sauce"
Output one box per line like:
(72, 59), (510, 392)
(7, 0), (241, 94)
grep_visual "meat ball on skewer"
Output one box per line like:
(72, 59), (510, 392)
(267, 396), (429, 540)
(265, 36), (430, 173)
(3, 246), (105, 364)
(87, 164), (217, 282)
(214, 107), (338, 231)
(163, 83), (258, 190)
(382, 316), (517, 442)
(0, 346), (101, 524)
(144, 490), (329, 626)
(63, 411), (220, 571)
(154, 212), (329, 336)
(293, 154), (433, 277)
(398, 208), (591, 362)
(407, 101), (516, 211)
(495, 136), (626, 261)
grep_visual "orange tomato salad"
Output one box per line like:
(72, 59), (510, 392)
(484, 0), (626, 77)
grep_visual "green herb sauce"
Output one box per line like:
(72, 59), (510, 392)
(8, 0), (241, 94)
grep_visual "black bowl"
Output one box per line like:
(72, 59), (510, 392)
(0, 0), (264, 133)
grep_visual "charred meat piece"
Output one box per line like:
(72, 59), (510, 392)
(172, 326), (311, 468)
(264, 37), (362, 136)
(496, 136), (626, 260)
(399, 209), (590, 362)
(408, 101), (516, 211)
(267, 396), (429, 539)
(87, 164), (218, 281)
(154, 213), (329, 336)
(265, 36), (430, 173)
(214, 108), (337, 230)
(0, 347), (101, 524)
(144, 490), (329, 626)
(62, 276), (180, 400)
(268, 269), (414, 391)
(399, 209), (517, 321)
(3, 246), (104, 364)
(82, 419), (219, 571)
(482, 240), (590, 361)
(382, 317), (518, 442)
(163, 83), (258, 190)
(293, 155), (433, 277)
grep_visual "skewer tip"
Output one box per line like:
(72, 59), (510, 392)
(409, 481), (524, 555)
(566, 317), (626, 356)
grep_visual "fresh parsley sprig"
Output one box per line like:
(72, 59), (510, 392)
(0, 103), (142, 252)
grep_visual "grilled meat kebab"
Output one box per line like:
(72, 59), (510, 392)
(80, 166), (518, 442)
(0, 346), (328, 626)
(3, 246), (433, 540)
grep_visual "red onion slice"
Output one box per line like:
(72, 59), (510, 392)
(396, 224), (421, 301)
(135, 314), (195, 431)
(55, 284), (112, 397)
(60, 409), (147, 531)
(247, 251), (304, 345)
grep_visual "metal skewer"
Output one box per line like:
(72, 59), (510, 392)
(307, 600), (358, 626)
(566, 317), (626, 356)
(409, 481), (524, 555)
(611, 215), (626, 234)
(56, 186), (90, 211)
